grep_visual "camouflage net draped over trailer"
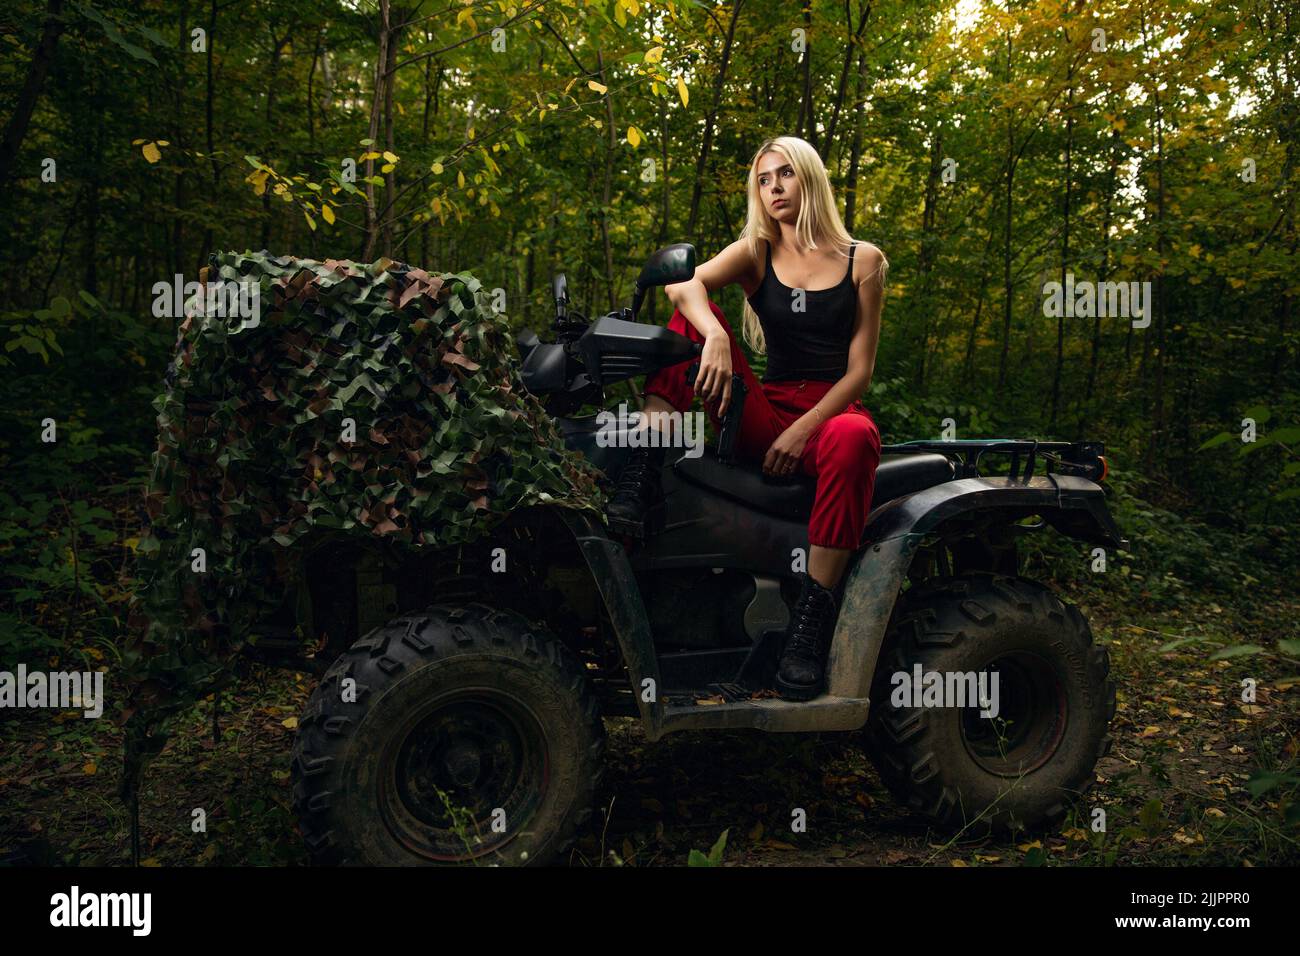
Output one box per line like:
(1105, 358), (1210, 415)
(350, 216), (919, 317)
(122, 250), (606, 796)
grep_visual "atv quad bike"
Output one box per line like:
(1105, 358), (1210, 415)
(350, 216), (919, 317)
(288, 243), (1124, 865)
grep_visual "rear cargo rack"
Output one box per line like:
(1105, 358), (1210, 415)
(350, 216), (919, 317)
(880, 439), (1104, 482)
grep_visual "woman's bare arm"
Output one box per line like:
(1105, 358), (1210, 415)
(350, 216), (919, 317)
(658, 239), (759, 415)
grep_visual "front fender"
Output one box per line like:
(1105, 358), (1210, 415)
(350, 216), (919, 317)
(827, 475), (1125, 700)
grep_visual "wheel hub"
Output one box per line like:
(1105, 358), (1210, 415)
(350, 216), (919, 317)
(959, 652), (1066, 777)
(378, 693), (549, 862)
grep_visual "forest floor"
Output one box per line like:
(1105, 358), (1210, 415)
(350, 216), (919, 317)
(2, 583), (1297, 867)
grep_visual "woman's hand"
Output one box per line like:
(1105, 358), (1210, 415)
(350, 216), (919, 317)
(695, 332), (734, 417)
(763, 422), (813, 477)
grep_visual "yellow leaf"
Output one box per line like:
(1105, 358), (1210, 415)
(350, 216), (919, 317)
(457, 170), (466, 189)
(303, 211), (316, 232)
(431, 161), (444, 174)
(156, 140), (170, 147)
(382, 151), (398, 164)
(359, 151), (382, 162)
(282, 716), (299, 729)
(142, 142), (161, 164)
(83, 761), (97, 776)
(646, 46), (664, 63)
(380, 163), (395, 174)
(139, 857), (161, 867)
(628, 125), (642, 148)
(321, 204), (335, 225)
(123, 537), (140, 551)
(676, 76), (689, 107)
(588, 80), (608, 94)
(950, 859), (969, 867)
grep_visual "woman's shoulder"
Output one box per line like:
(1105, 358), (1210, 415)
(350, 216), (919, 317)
(848, 239), (887, 287)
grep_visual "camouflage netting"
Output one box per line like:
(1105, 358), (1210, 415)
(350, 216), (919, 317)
(122, 250), (606, 797)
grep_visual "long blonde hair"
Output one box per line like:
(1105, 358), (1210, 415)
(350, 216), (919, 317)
(738, 135), (887, 353)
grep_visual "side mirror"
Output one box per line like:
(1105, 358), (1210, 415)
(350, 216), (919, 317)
(631, 243), (696, 317)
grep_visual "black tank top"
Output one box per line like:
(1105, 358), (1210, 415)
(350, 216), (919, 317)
(746, 239), (858, 383)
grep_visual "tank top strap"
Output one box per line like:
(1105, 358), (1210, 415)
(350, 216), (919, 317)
(845, 241), (858, 279)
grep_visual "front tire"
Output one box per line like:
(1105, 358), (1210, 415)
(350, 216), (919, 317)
(864, 574), (1115, 833)
(292, 604), (605, 865)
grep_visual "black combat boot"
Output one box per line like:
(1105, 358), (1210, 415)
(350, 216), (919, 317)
(774, 572), (839, 700)
(605, 443), (665, 538)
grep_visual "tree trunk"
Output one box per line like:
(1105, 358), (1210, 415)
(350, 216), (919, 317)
(824, 1), (872, 163)
(688, 0), (745, 236)
(597, 50), (617, 312)
(1052, 69), (1075, 431)
(844, 50), (866, 230)
(997, 29), (1014, 387)
(363, 0), (391, 260)
(797, 1), (816, 148)
(0, 0), (65, 186)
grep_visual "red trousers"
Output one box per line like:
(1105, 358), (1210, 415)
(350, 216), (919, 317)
(643, 301), (882, 550)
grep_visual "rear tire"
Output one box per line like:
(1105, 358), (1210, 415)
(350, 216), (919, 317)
(292, 604), (605, 865)
(864, 574), (1115, 833)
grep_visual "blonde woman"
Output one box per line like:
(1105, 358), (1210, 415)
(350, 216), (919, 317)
(606, 135), (888, 700)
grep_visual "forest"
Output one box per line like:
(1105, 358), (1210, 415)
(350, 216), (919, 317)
(0, 0), (1297, 867)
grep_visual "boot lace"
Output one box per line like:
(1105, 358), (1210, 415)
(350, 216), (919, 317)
(785, 592), (834, 660)
(612, 449), (653, 500)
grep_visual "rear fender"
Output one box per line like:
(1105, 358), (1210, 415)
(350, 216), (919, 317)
(828, 475), (1125, 700)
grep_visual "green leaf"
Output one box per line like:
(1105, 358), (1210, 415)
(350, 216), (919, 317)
(1196, 431), (1232, 451)
(1157, 635), (1211, 653)
(1278, 639), (1300, 658)
(1245, 770), (1294, 798)
(1241, 405), (1272, 424)
(1209, 644), (1264, 660)
(707, 827), (729, 865)
(1139, 798), (1163, 834)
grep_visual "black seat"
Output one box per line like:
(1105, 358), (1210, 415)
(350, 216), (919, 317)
(673, 450), (955, 522)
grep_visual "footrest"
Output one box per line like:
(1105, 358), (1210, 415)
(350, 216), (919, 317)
(706, 682), (753, 703)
